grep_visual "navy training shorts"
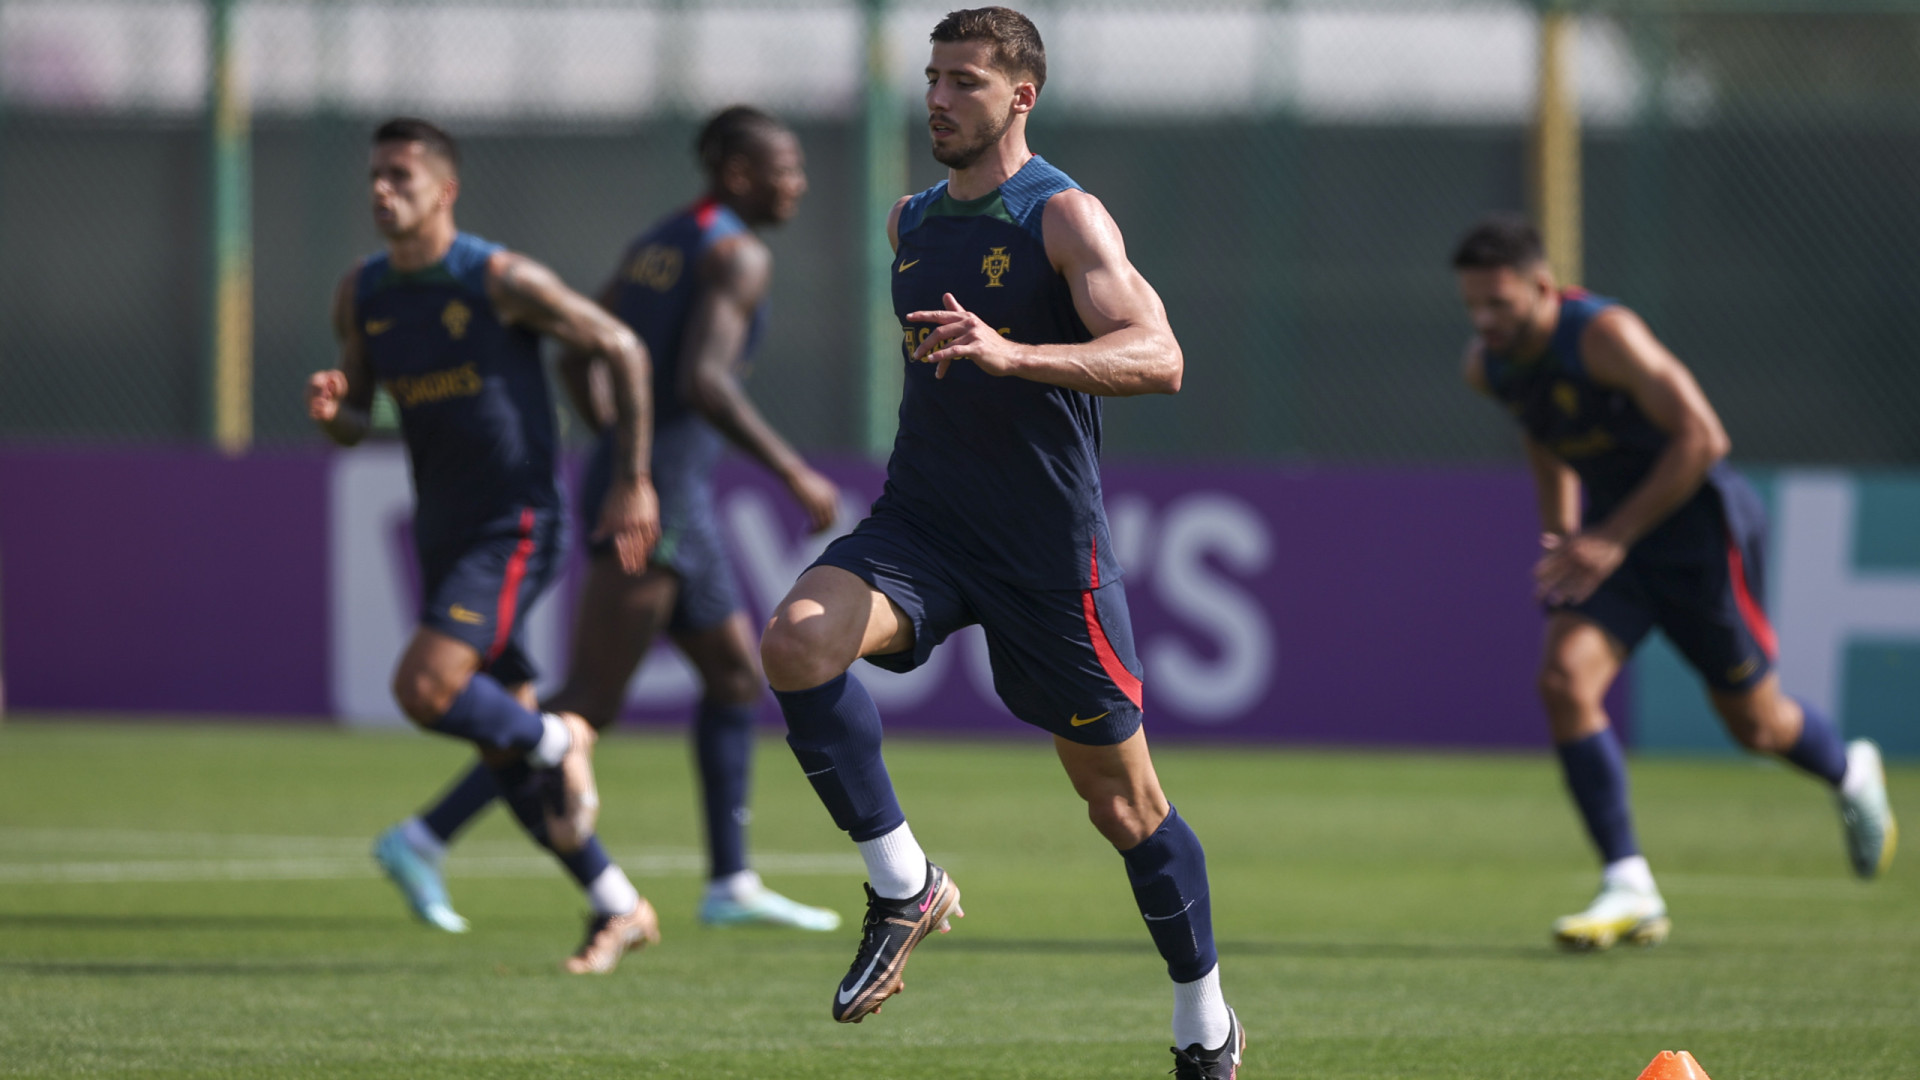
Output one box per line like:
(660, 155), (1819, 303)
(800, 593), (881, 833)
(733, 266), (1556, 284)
(417, 506), (565, 688)
(1561, 474), (1776, 692)
(811, 511), (1145, 746)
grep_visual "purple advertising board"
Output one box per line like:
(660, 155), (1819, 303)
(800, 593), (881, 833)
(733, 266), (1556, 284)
(1, 448), (1594, 748)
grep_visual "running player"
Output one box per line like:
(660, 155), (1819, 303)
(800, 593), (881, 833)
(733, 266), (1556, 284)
(310, 118), (664, 971)
(1452, 215), (1897, 951)
(376, 105), (843, 940)
(755, 10), (1243, 1077)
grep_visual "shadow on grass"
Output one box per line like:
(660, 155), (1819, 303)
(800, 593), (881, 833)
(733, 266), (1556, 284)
(939, 936), (1550, 961)
(0, 958), (433, 977)
(0, 912), (399, 932)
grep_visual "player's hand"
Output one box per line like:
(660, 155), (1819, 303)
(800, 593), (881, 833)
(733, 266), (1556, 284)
(595, 477), (661, 576)
(306, 370), (348, 423)
(1534, 531), (1626, 607)
(784, 465), (841, 535)
(907, 293), (1017, 380)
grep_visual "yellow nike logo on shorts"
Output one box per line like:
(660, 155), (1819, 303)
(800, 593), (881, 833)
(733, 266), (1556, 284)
(1069, 711), (1110, 727)
(897, 259), (920, 272)
(448, 604), (485, 625)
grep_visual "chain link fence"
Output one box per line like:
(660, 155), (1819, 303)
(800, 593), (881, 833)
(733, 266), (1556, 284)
(1, 0), (1916, 461)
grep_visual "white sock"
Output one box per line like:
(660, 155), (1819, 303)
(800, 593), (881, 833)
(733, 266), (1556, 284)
(1172, 965), (1231, 1051)
(526, 713), (572, 769)
(586, 866), (640, 918)
(706, 869), (763, 903)
(856, 822), (928, 899)
(1603, 854), (1656, 894)
(398, 817), (446, 865)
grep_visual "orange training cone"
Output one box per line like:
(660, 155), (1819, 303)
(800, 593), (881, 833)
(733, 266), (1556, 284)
(1635, 1051), (1712, 1080)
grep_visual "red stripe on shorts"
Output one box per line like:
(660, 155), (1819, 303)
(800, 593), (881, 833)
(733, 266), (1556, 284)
(489, 508), (536, 663)
(1082, 537), (1142, 710)
(1726, 535), (1778, 661)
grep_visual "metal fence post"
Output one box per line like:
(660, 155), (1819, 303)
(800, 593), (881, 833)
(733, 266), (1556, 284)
(1533, 0), (1582, 287)
(208, 0), (253, 454)
(861, 0), (906, 459)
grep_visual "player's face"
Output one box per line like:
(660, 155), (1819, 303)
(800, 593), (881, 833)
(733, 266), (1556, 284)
(743, 131), (808, 226)
(925, 40), (1026, 170)
(369, 141), (455, 239)
(1457, 264), (1552, 353)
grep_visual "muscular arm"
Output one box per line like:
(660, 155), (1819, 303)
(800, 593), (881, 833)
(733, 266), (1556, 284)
(1462, 344), (1580, 537)
(555, 275), (621, 431)
(906, 190), (1183, 396)
(1578, 307), (1730, 548)
(1531, 307), (1730, 605)
(681, 237), (804, 479)
(307, 268), (376, 446)
(487, 251), (660, 570)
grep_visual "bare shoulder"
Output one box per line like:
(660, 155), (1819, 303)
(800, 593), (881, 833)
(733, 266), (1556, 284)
(702, 230), (772, 291)
(886, 193), (912, 250)
(1041, 188), (1125, 266)
(1580, 303), (1675, 383)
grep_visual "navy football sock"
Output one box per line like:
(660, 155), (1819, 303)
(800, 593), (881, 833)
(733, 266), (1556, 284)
(434, 673), (546, 755)
(1120, 806), (1218, 984)
(695, 700), (757, 879)
(486, 758), (610, 887)
(775, 672), (905, 842)
(1555, 729), (1641, 864)
(1782, 697), (1849, 787)
(420, 762), (500, 844)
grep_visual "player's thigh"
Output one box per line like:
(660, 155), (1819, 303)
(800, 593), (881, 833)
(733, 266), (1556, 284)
(670, 611), (763, 706)
(392, 626), (484, 719)
(1707, 672), (1798, 752)
(762, 566), (913, 690)
(1054, 729), (1171, 849)
(556, 555), (679, 721)
(1540, 612), (1630, 705)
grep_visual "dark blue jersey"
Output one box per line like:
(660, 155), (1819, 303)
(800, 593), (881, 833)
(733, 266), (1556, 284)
(607, 197), (768, 488)
(878, 155), (1112, 590)
(355, 232), (560, 551)
(1483, 288), (1744, 555)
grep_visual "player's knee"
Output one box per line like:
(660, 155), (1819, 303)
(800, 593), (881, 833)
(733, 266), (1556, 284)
(391, 666), (459, 725)
(1084, 794), (1153, 849)
(704, 663), (763, 706)
(1536, 659), (1597, 713)
(1716, 698), (1787, 752)
(760, 614), (844, 691)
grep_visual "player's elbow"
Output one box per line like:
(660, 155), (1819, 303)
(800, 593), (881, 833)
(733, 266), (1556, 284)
(682, 370), (732, 421)
(1157, 345), (1184, 395)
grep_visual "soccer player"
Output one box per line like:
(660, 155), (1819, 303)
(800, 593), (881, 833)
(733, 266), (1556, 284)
(756, 9), (1243, 1077)
(310, 118), (664, 972)
(377, 105), (844, 940)
(1452, 215), (1898, 951)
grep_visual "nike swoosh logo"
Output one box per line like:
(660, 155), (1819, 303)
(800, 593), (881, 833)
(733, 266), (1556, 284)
(1069, 711), (1110, 727)
(1143, 898), (1197, 922)
(897, 259), (920, 272)
(364, 318), (395, 336)
(837, 952), (883, 1004)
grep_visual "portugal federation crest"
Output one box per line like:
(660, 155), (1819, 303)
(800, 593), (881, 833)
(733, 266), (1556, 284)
(441, 299), (472, 340)
(981, 246), (1011, 287)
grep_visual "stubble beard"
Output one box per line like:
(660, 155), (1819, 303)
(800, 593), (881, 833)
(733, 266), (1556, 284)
(931, 106), (1015, 170)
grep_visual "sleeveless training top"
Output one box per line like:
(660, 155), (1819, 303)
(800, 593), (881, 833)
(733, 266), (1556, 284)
(355, 232), (560, 550)
(1482, 288), (1744, 554)
(877, 155), (1114, 591)
(608, 198), (769, 490)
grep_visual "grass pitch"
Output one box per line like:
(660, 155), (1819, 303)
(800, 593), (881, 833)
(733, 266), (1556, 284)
(0, 720), (1913, 1078)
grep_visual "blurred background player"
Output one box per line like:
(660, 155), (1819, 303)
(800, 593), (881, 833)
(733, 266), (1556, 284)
(311, 118), (665, 973)
(1452, 215), (1898, 951)
(756, 10), (1242, 1077)
(376, 105), (844, 939)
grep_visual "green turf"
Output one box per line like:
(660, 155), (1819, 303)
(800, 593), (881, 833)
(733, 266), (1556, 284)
(0, 720), (1912, 1078)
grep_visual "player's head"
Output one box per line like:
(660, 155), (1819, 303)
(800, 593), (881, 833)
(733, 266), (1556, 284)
(697, 106), (806, 227)
(925, 7), (1045, 170)
(369, 117), (460, 240)
(1452, 214), (1557, 354)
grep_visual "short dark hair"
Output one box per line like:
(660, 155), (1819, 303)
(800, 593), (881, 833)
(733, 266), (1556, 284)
(931, 7), (1047, 93)
(373, 117), (460, 175)
(1452, 214), (1545, 271)
(694, 105), (788, 178)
